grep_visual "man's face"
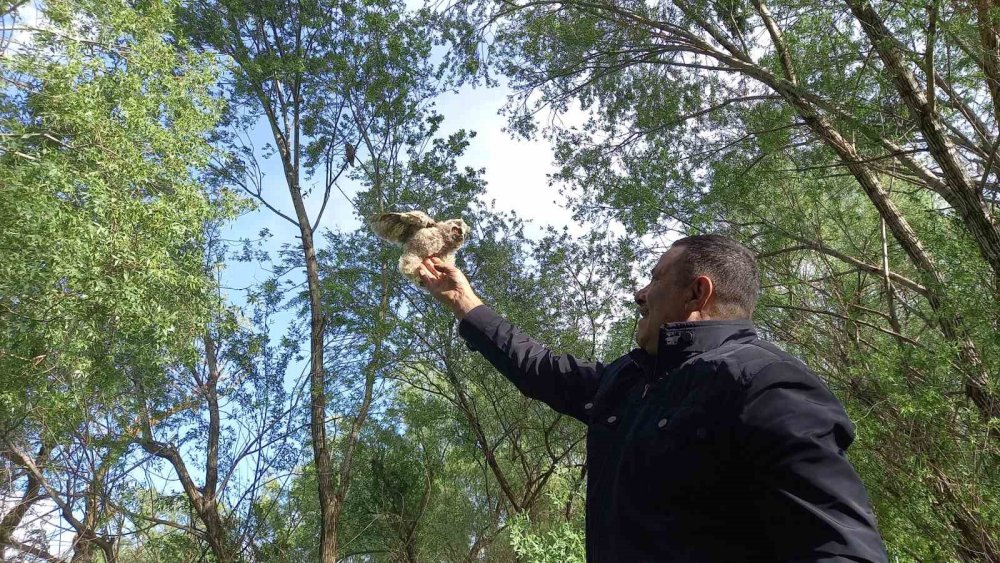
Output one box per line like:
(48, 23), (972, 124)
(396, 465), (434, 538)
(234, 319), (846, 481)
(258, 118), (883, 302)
(634, 247), (690, 354)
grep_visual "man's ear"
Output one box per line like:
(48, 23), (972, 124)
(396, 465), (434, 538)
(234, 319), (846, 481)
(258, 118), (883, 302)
(686, 275), (714, 313)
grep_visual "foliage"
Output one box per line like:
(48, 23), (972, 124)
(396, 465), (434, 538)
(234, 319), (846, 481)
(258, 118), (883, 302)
(508, 466), (586, 563)
(509, 514), (585, 563)
(0, 1), (266, 561)
(0, 0), (227, 434)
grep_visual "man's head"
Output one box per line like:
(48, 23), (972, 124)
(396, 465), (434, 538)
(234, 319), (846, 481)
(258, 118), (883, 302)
(633, 235), (759, 354)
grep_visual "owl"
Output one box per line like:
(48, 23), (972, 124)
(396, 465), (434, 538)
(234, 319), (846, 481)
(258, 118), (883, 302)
(368, 210), (471, 287)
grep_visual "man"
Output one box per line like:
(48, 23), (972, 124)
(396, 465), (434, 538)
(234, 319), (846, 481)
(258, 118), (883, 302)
(417, 234), (888, 562)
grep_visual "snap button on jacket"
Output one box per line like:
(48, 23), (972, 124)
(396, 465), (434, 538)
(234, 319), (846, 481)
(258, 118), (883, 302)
(458, 305), (888, 563)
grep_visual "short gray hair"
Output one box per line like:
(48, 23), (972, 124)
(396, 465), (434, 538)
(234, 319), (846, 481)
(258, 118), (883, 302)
(672, 235), (759, 319)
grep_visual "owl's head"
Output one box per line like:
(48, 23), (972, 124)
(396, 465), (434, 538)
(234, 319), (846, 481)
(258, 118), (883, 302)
(439, 218), (471, 244)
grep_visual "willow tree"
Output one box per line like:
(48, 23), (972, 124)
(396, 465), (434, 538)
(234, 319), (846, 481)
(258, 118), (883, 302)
(1, 0), (231, 559)
(450, 0), (1000, 558)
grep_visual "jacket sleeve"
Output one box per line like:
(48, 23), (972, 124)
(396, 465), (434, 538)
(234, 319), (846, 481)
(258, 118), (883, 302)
(457, 304), (603, 423)
(737, 361), (888, 563)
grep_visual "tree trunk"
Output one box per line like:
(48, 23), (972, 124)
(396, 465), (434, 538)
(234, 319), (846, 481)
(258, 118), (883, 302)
(845, 0), (1000, 280)
(286, 153), (338, 563)
(0, 443), (48, 554)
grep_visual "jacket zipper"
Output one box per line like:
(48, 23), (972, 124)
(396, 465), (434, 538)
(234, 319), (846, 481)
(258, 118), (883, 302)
(630, 355), (654, 399)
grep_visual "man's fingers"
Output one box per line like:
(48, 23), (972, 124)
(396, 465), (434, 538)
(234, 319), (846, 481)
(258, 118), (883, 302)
(422, 257), (448, 275)
(428, 256), (455, 273)
(421, 257), (461, 284)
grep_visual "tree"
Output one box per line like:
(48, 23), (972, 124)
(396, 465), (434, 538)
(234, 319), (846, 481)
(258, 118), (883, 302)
(1, 0), (233, 559)
(176, 0), (480, 558)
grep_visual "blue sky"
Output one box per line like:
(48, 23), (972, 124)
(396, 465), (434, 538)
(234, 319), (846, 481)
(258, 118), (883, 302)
(217, 80), (589, 292)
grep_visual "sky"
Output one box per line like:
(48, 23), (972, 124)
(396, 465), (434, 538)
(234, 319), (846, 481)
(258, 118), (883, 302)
(218, 80), (595, 291)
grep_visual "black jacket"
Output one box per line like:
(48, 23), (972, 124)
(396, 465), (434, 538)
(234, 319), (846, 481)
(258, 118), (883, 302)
(458, 305), (888, 562)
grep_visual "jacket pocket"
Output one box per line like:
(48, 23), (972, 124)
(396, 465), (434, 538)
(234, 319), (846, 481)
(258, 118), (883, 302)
(627, 405), (725, 503)
(660, 405), (716, 447)
(586, 400), (625, 480)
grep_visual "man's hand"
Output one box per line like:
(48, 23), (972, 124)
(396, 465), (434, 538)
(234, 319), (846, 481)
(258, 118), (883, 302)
(417, 257), (483, 319)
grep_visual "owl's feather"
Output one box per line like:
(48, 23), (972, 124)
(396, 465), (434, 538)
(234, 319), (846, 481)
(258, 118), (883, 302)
(369, 211), (436, 244)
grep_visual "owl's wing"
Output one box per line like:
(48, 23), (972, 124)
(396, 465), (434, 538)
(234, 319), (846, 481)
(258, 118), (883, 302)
(368, 211), (436, 244)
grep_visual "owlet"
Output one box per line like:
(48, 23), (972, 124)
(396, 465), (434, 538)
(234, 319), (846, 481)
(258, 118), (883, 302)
(368, 211), (471, 287)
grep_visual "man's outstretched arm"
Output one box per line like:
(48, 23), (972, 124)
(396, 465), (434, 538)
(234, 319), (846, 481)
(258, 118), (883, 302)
(419, 257), (604, 422)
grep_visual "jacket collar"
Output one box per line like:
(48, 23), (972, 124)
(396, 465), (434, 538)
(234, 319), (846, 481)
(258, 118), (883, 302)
(630, 319), (758, 378)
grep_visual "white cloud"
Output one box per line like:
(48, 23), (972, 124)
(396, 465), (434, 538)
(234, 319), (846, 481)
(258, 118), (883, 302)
(434, 83), (596, 238)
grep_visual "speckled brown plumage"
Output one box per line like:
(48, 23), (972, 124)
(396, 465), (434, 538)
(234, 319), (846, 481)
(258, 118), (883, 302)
(368, 211), (471, 287)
